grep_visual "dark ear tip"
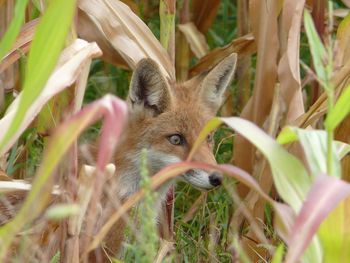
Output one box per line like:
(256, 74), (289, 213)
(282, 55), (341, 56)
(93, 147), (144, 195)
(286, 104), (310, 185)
(136, 58), (160, 71)
(222, 53), (238, 65)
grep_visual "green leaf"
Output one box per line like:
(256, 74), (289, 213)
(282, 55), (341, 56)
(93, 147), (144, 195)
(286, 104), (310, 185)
(278, 127), (341, 178)
(276, 126), (298, 144)
(220, 117), (311, 212)
(334, 141), (350, 159)
(271, 244), (284, 263)
(303, 10), (328, 89)
(319, 197), (350, 263)
(0, 0), (77, 151)
(0, 95), (127, 258)
(0, 0), (29, 61)
(50, 251), (61, 263)
(46, 204), (80, 220)
(325, 84), (350, 130)
(285, 175), (350, 263)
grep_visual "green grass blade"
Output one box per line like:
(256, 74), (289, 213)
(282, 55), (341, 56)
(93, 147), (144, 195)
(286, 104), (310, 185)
(271, 244), (284, 263)
(303, 10), (328, 89)
(278, 127), (341, 178)
(0, 0), (77, 152)
(221, 117), (311, 213)
(0, 0), (29, 61)
(325, 84), (350, 130)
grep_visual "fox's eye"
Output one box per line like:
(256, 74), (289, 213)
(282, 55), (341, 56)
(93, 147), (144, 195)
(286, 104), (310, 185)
(207, 134), (213, 143)
(168, 134), (185, 146)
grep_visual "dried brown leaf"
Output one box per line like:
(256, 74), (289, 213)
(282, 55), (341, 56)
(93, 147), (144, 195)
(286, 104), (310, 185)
(78, 0), (175, 81)
(191, 0), (221, 33)
(178, 22), (209, 59)
(0, 39), (102, 155)
(189, 33), (256, 76)
(234, 0), (280, 176)
(341, 0), (350, 8)
(278, 0), (305, 123)
(336, 12), (350, 65)
(296, 59), (350, 128)
(77, 9), (129, 70)
(0, 19), (38, 74)
(232, 0), (251, 114)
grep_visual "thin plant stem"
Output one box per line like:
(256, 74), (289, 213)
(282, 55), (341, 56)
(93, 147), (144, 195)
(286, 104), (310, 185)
(326, 0), (334, 176)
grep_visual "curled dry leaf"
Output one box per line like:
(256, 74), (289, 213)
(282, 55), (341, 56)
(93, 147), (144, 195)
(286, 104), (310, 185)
(341, 0), (350, 8)
(277, 0), (305, 123)
(0, 39), (102, 155)
(189, 33), (256, 76)
(234, 0), (279, 176)
(191, 0), (221, 33)
(295, 59), (350, 128)
(78, 0), (175, 82)
(178, 22), (209, 59)
(336, 12), (350, 65)
(0, 19), (38, 74)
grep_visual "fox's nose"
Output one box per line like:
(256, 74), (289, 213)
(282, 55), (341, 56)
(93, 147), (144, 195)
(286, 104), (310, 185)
(209, 172), (223, 187)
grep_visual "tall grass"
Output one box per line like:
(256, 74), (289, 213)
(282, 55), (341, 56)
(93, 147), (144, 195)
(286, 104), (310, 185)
(0, 0), (350, 262)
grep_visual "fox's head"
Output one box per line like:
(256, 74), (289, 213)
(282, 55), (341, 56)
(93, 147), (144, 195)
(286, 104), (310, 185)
(116, 54), (237, 196)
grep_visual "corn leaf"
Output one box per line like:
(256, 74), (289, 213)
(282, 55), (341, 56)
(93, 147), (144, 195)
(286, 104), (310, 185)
(277, 0), (305, 122)
(233, 0), (279, 175)
(325, 84), (350, 130)
(0, 0), (29, 61)
(0, 40), (102, 155)
(0, 0), (77, 152)
(0, 94), (127, 258)
(303, 10), (328, 88)
(190, 34), (256, 76)
(271, 244), (284, 263)
(319, 196), (350, 263)
(285, 175), (350, 263)
(89, 160), (294, 253)
(78, 0), (175, 81)
(0, 19), (38, 74)
(277, 127), (341, 178)
(336, 10), (350, 63)
(221, 117), (311, 212)
(178, 22), (209, 59)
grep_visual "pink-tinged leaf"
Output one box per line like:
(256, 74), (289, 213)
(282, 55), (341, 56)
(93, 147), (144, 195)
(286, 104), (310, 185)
(220, 117), (311, 212)
(0, 95), (127, 257)
(89, 161), (295, 253)
(0, 39), (102, 155)
(285, 175), (350, 263)
(78, 0), (175, 81)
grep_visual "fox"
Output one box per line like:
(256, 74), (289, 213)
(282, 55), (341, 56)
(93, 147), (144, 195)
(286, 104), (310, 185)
(94, 53), (237, 260)
(0, 53), (237, 262)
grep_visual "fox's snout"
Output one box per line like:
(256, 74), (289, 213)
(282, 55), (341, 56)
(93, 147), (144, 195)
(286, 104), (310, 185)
(182, 169), (223, 190)
(208, 172), (223, 187)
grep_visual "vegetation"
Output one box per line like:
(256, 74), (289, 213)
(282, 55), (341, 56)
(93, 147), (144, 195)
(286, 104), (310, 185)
(1, 0), (350, 262)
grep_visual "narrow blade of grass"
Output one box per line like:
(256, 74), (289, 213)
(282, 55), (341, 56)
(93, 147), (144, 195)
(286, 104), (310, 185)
(0, 0), (29, 60)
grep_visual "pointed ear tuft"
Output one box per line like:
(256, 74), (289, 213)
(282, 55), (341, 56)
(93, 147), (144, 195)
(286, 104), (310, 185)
(200, 53), (237, 112)
(129, 59), (170, 115)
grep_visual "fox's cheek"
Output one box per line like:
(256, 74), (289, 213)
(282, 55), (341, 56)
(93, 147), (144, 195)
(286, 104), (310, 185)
(149, 141), (189, 162)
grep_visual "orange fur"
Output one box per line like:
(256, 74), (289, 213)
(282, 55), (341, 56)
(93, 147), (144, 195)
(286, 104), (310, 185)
(95, 54), (237, 260)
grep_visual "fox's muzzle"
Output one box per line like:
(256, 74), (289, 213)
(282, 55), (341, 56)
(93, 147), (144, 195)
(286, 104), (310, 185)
(182, 169), (223, 190)
(208, 172), (223, 187)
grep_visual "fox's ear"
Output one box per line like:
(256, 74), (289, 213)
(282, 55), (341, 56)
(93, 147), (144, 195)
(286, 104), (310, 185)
(200, 53), (237, 112)
(129, 59), (170, 115)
